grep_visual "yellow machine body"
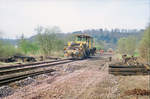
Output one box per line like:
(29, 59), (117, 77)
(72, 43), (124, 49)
(64, 34), (96, 59)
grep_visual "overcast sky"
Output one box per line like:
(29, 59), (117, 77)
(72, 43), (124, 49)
(0, 0), (149, 39)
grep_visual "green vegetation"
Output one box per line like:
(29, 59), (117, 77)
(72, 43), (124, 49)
(35, 26), (65, 57)
(73, 28), (143, 49)
(18, 36), (39, 55)
(116, 26), (150, 63)
(0, 41), (19, 57)
(0, 26), (77, 58)
(0, 26), (148, 60)
(117, 36), (137, 56)
(95, 39), (104, 50)
(0, 31), (20, 57)
(0, 26), (68, 58)
(139, 26), (150, 62)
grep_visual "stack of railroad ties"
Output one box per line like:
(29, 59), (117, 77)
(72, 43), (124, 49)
(109, 55), (150, 76)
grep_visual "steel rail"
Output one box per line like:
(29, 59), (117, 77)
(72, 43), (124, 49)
(109, 71), (149, 75)
(0, 69), (54, 86)
(0, 60), (73, 75)
(0, 59), (75, 86)
(109, 65), (145, 68)
(0, 58), (70, 70)
(109, 68), (147, 72)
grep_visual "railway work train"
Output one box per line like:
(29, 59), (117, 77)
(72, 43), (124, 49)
(64, 34), (96, 59)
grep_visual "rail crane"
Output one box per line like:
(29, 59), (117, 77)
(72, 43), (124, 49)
(64, 34), (96, 59)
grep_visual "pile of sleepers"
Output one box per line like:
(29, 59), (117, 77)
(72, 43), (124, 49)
(109, 63), (150, 76)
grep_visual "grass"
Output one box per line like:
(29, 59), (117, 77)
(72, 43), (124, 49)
(50, 51), (64, 58)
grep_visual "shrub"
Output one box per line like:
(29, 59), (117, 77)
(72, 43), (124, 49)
(139, 26), (150, 62)
(117, 36), (137, 55)
(0, 41), (19, 57)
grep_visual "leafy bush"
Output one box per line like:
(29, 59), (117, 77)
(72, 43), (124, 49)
(139, 26), (150, 62)
(0, 41), (19, 57)
(18, 38), (40, 55)
(95, 39), (104, 50)
(117, 36), (137, 55)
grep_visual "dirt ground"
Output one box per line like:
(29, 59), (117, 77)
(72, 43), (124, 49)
(2, 54), (150, 99)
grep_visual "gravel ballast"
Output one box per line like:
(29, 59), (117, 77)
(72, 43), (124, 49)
(0, 86), (14, 98)
(16, 77), (35, 87)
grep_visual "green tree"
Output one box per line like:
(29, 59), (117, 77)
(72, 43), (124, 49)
(125, 36), (137, 55)
(139, 26), (150, 62)
(18, 34), (39, 54)
(117, 37), (127, 54)
(0, 41), (18, 57)
(117, 36), (137, 55)
(95, 39), (104, 50)
(0, 31), (18, 57)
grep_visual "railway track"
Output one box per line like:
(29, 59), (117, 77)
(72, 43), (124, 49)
(0, 58), (75, 86)
(0, 58), (69, 70)
(0, 59), (73, 75)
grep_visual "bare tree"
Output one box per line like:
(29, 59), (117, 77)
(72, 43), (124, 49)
(34, 25), (44, 34)
(35, 26), (61, 56)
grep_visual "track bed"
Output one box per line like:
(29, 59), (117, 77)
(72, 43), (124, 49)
(0, 59), (74, 86)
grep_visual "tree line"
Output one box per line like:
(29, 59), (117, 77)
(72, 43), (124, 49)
(73, 28), (143, 50)
(0, 26), (73, 58)
(117, 26), (150, 62)
(0, 26), (149, 62)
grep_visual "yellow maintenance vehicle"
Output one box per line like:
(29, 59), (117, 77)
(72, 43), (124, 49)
(64, 34), (96, 59)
